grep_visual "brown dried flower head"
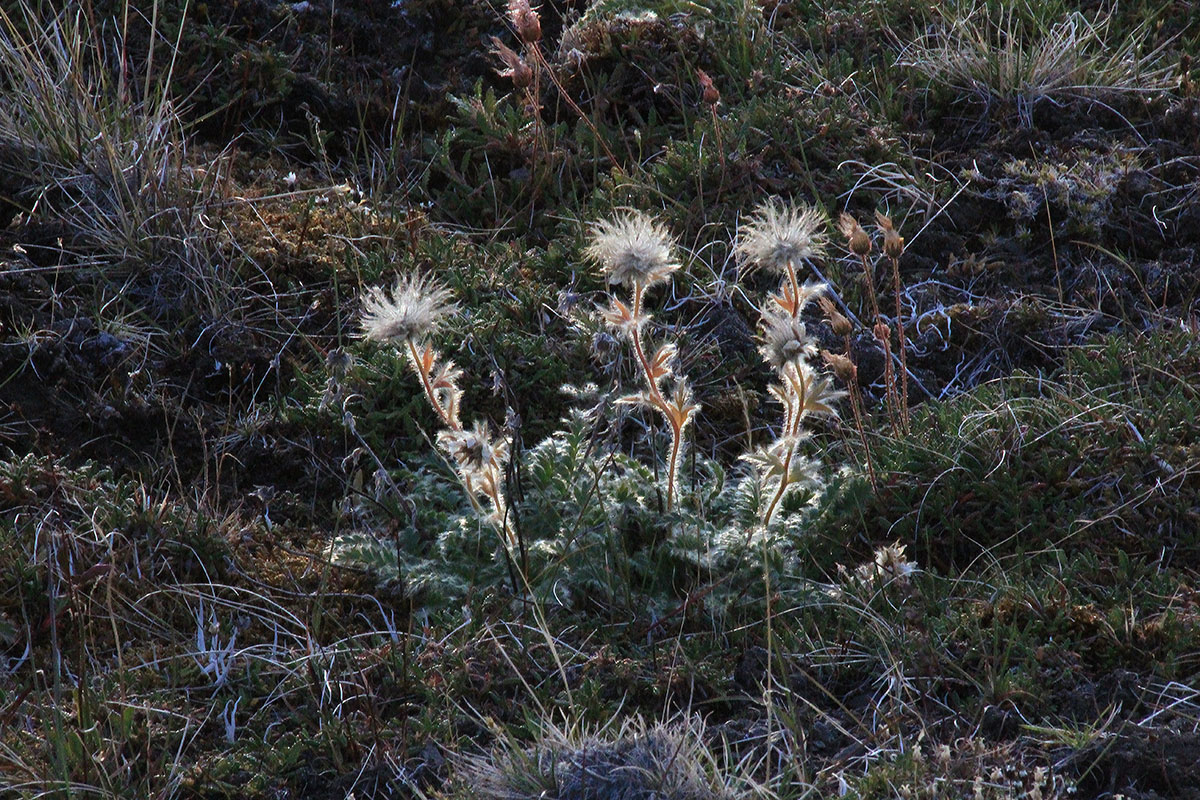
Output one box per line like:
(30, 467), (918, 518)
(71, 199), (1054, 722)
(508, 0), (542, 44)
(585, 211), (680, 289)
(818, 295), (853, 337)
(697, 69), (720, 105)
(360, 274), (456, 345)
(874, 210), (904, 260)
(837, 212), (872, 257)
(821, 350), (857, 384)
(491, 37), (533, 89)
(736, 199), (828, 274)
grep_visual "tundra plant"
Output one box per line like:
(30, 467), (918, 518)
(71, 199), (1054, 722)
(346, 203), (851, 607)
(360, 274), (515, 546)
(586, 211), (699, 511)
(736, 200), (844, 528)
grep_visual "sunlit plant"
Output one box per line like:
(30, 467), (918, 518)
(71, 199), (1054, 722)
(360, 274), (515, 546)
(586, 210), (699, 511)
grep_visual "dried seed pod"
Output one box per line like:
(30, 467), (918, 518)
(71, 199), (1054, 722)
(819, 296), (853, 337)
(822, 350), (857, 384)
(508, 0), (542, 44)
(874, 210), (905, 260)
(491, 37), (533, 89)
(837, 212), (872, 257)
(697, 69), (720, 105)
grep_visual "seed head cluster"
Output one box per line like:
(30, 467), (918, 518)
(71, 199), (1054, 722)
(360, 274), (456, 346)
(359, 273), (514, 545)
(585, 211), (680, 289)
(587, 210), (695, 511)
(354, 197), (876, 561)
(736, 199), (828, 274)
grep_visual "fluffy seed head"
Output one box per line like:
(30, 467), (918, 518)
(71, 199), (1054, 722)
(360, 274), (456, 345)
(585, 211), (680, 289)
(736, 199), (828, 274)
(439, 420), (509, 479)
(854, 542), (917, 586)
(759, 309), (817, 370)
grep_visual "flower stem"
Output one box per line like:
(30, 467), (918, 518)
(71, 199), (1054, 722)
(763, 364), (806, 528)
(889, 254), (910, 434)
(627, 282), (682, 510)
(407, 340), (458, 431)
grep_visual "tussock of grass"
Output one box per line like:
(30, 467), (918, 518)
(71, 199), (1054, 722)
(898, 4), (1174, 125)
(0, 3), (233, 313)
(450, 716), (755, 800)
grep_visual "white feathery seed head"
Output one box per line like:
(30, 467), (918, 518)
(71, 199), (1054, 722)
(736, 199), (828, 274)
(585, 211), (680, 289)
(759, 309), (817, 370)
(360, 274), (456, 345)
(439, 420), (509, 478)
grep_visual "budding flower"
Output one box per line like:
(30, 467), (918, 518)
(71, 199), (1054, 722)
(491, 37), (533, 89)
(507, 0), (541, 44)
(736, 199), (828, 275)
(818, 295), (853, 337)
(697, 69), (720, 105)
(360, 274), (456, 345)
(874, 210), (905, 260)
(585, 211), (680, 289)
(837, 212), (872, 257)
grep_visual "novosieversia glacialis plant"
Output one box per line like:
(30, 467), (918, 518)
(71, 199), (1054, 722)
(586, 210), (700, 512)
(735, 200), (845, 527)
(360, 274), (515, 546)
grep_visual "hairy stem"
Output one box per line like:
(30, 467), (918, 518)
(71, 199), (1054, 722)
(627, 282), (683, 510)
(762, 366), (806, 528)
(785, 260), (801, 318)
(407, 340), (458, 431)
